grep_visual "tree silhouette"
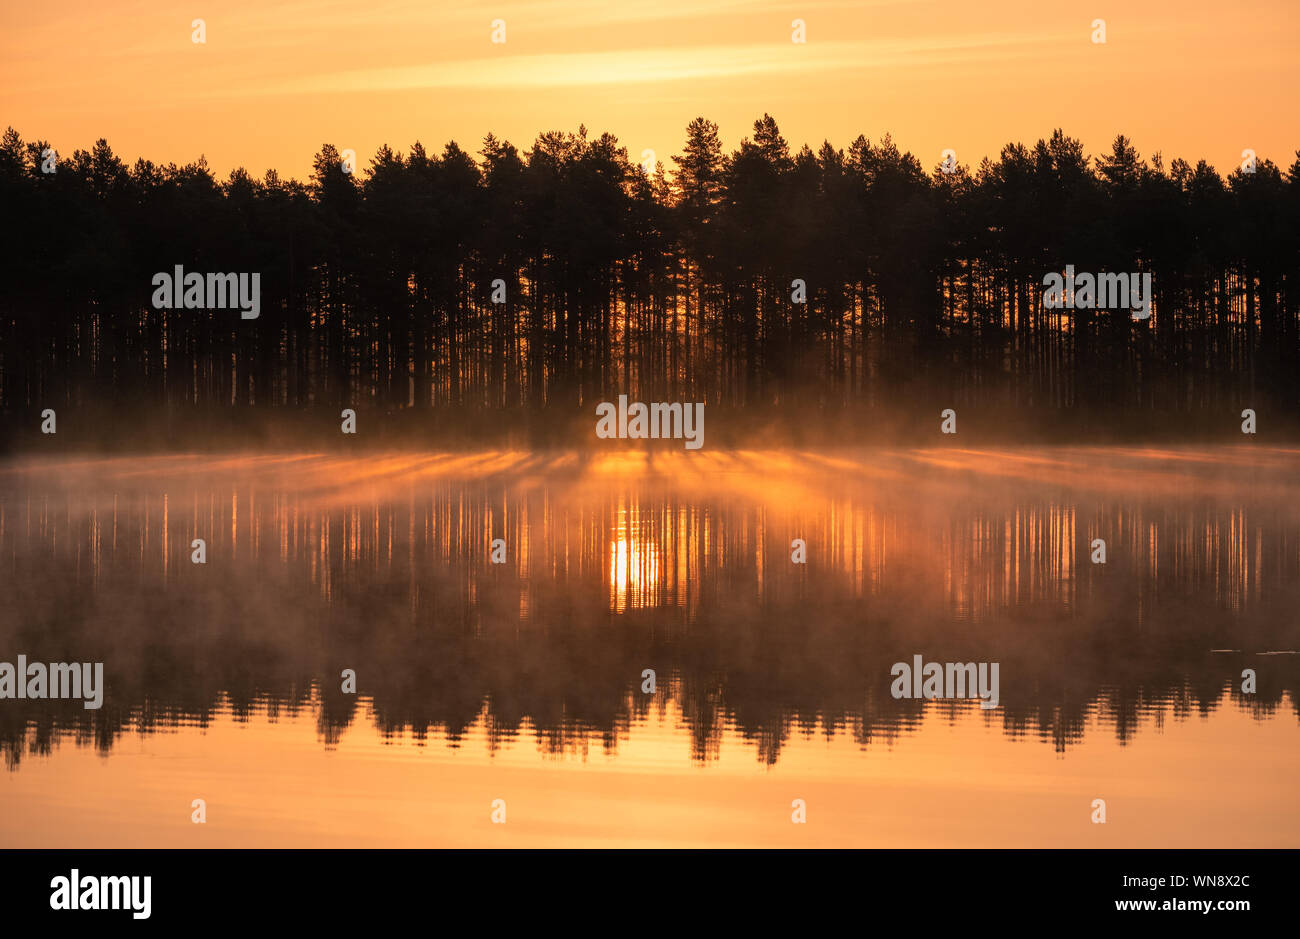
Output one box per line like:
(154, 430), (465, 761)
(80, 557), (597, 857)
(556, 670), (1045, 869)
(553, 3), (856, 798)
(1, 119), (1296, 445)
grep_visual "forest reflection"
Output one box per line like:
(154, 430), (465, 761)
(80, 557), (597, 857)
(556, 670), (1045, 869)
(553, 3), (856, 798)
(1, 447), (1297, 770)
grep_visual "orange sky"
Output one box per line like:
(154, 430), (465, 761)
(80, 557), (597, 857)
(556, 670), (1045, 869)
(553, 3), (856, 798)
(2, 0), (1297, 179)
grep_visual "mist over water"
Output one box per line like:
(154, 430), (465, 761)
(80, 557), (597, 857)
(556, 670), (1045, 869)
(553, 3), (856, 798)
(1, 446), (1297, 846)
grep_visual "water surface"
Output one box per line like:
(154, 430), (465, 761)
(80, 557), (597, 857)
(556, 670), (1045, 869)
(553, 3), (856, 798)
(1, 447), (1297, 847)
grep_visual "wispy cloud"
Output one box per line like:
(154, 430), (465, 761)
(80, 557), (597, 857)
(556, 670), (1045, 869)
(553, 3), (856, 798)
(230, 0), (935, 34)
(232, 33), (1064, 97)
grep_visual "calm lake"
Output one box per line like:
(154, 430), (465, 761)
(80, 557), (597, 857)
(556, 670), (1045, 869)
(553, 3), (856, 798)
(1, 447), (1297, 847)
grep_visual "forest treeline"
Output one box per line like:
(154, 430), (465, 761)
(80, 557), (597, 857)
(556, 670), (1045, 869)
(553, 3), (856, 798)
(1, 117), (1297, 444)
